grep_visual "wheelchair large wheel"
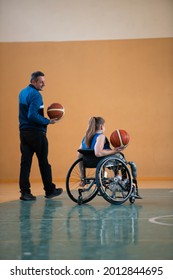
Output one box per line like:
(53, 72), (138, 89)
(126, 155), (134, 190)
(96, 156), (133, 205)
(66, 158), (98, 204)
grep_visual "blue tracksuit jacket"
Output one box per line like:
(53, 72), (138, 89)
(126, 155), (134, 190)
(19, 84), (50, 132)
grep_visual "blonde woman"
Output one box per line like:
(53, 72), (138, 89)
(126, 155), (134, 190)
(78, 116), (124, 158)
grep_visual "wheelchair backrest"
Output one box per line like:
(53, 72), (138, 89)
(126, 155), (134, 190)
(78, 149), (105, 168)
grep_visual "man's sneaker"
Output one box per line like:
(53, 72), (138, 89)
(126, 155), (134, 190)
(20, 193), (36, 201)
(45, 188), (63, 199)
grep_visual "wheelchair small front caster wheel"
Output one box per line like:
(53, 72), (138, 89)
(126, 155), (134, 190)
(129, 196), (135, 204)
(77, 196), (83, 205)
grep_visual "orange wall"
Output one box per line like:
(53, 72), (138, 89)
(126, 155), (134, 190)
(0, 38), (173, 182)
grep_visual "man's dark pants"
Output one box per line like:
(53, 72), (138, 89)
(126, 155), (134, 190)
(19, 130), (56, 195)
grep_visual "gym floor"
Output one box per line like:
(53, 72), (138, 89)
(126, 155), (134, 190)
(0, 181), (173, 260)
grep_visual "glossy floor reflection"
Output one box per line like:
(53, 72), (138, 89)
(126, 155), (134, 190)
(0, 188), (173, 260)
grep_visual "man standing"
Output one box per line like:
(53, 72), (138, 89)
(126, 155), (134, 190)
(19, 71), (63, 201)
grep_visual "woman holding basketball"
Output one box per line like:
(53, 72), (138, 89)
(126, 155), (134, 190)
(78, 116), (142, 199)
(78, 116), (124, 158)
(78, 116), (124, 187)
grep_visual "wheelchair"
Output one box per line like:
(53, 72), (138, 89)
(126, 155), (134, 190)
(66, 149), (140, 205)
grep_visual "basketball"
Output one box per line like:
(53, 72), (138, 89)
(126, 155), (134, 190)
(47, 103), (65, 120)
(110, 129), (130, 148)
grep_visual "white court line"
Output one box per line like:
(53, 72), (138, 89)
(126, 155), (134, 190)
(149, 215), (173, 226)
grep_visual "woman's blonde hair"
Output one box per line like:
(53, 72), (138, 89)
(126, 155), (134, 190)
(85, 117), (105, 147)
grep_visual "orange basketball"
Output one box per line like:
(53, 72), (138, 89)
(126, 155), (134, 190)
(47, 103), (65, 120)
(110, 129), (130, 148)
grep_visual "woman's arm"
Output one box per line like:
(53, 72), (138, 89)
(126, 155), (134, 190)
(94, 134), (124, 157)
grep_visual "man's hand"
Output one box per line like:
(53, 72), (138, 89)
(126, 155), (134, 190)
(49, 118), (58, 124)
